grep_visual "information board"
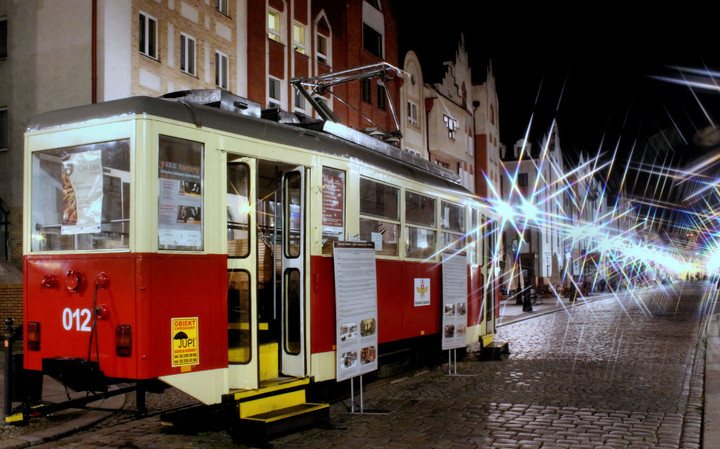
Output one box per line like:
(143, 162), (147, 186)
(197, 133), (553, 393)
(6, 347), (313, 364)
(441, 251), (468, 350)
(333, 241), (378, 382)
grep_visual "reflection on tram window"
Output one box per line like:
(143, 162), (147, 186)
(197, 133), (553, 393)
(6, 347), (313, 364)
(227, 163), (250, 258)
(359, 178), (399, 255)
(359, 178), (398, 220)
(158, 135), (204, 251)
(359, 218), (398, 256)
(441, 200), (464, 232)
(285, 171), (301, 258)
(405, 191), (435, 227)
(285, 268), (301, 355)
(228, 269), (251, 364)
(30, 139), (130, 252)
(405, 227), (436, 259)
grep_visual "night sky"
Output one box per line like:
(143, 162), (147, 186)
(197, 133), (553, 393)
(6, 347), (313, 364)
(396, 5), (720, 171)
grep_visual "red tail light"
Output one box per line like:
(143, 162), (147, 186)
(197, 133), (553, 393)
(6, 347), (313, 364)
(27, 322), (40, 351)
(116, 325), (132, 357)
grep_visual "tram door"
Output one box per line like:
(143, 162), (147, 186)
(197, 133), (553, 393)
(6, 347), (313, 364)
(226, 156), (306, 388)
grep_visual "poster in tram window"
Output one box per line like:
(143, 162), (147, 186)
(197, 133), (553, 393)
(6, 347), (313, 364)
(61, 150), (104, 235)
(333, 241), (378, 382)
(158, 160), (203, 250)
(441, 251), (468, 350)
(322, 168), (345, 241)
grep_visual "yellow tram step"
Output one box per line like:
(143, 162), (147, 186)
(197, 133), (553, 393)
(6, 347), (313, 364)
(244, 402), (329, 423)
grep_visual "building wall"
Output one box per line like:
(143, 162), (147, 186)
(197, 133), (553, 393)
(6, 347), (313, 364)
(0, 283), (22, 326)
(400, 50), (426, 158)
(472, 64), (501, 199)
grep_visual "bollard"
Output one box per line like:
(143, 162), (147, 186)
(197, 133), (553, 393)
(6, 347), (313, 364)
(4, 317), (14, 418)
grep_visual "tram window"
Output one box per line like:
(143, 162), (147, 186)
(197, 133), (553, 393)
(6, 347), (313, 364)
(227, 163), (250, 258)
(30, 139), (130, 252)
(440, 200), (464, 233)
(285, 171), (302, 258)
(405, 227), (436, 259)
(228, 270), (251, 364)
(359, 178), (398, 220)
(284, 268), (301, 355)
(405, 191), (435, 227)
(359, 219), (398, 256)
(158, 135), (204, 251)
(321, 167), (345, 254)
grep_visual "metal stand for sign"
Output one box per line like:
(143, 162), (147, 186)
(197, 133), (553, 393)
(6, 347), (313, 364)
(446, 349), (480, 377)
(348, 375), (389, 415)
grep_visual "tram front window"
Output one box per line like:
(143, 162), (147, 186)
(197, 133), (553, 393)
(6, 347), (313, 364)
(30, 140), (130, 252)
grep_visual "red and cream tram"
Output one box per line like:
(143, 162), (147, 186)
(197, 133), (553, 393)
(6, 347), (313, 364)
(21, 90), (498, 437)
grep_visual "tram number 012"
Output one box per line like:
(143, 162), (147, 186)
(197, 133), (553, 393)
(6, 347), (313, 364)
(62, 308), (93, 332)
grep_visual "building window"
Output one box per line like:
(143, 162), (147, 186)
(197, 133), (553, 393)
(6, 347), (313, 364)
(363, 24), (382, 58)
(292, 22), (305, 54)
(268, 9), (281, 42)
(139, 13), (157, 59)
(365, 0), (381, 10)
(0, 108), (7, 152)
(294, 87), (306, 112)
(268, 77), (281, 107)
(317, 32), (328, 64)
(443, 114), (458, 140)
(215, 51), (228, 89)
(377, 84), (386, 110)
(518, 173), (528, 187)
(180, 33), (196, 76)
(0, 17), (6, 60)
(407, 101), (418, 127)
(361, 78), (372, 104)
(215, 0), (229, 15)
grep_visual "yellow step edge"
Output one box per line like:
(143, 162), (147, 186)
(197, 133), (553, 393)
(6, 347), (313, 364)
(231, 378), (310, 401)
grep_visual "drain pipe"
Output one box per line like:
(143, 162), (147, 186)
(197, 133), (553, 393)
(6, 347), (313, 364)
(91, 0), (98, 103)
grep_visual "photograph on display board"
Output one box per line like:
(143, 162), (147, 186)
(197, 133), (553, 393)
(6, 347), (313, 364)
(340, 322), (358, 342)
(360, 318), (376, 337)
(341, 351), (358, 370)
(360, 345), (376, 364)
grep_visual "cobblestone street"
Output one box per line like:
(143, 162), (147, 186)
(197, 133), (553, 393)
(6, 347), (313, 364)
(26, 283), (710, 448)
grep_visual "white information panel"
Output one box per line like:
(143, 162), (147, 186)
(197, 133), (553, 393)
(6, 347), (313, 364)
(334, 241), (378, 382)
(441, 251), (468, 350)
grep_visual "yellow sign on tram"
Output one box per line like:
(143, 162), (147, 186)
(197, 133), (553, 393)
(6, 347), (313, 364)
(171, 317), (199, 367)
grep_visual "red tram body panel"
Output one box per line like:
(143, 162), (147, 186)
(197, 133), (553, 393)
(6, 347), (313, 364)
(23, 253), (227, 379)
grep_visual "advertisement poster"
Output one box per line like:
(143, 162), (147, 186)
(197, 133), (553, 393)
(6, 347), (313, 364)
(322, 168), (345, 241)
(61, 150), (103, 235)
(158, 160), (203, 250)
(414, 278), (431, 306)
(171, 317), (199, 367)
(333, 241), (378, 382)
(441, 251), (468, 350)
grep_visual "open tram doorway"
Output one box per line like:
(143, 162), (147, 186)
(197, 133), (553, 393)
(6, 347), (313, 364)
(226, 157), (306, 389)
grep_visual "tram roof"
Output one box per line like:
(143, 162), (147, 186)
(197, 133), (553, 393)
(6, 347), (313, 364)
(27, 95), (475, 197)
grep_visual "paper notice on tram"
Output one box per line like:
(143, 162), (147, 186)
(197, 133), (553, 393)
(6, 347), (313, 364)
(61, 150), (103, 235)
(333, 241), (378, 382)
(441, 251), (468, 350)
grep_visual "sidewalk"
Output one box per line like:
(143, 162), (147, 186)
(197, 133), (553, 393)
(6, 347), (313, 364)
(497, 289), (616, 327)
